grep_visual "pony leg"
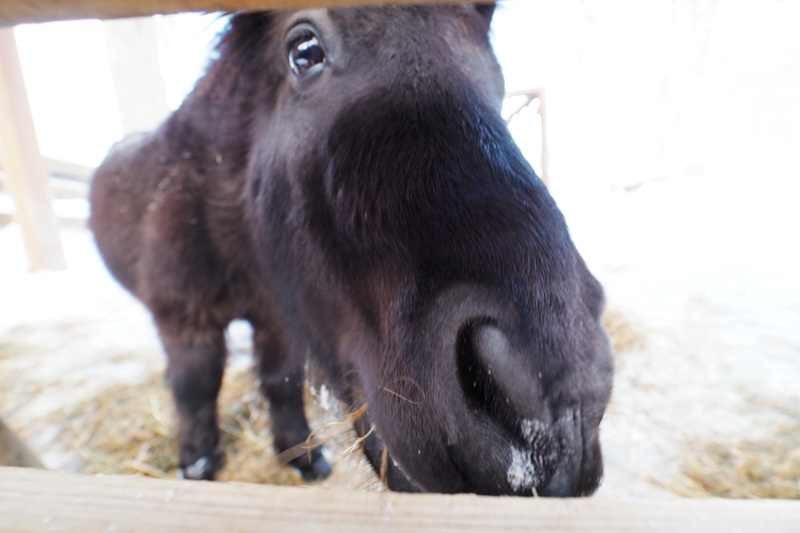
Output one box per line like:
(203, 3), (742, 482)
(252, 326), (332, 481)
(157, 320), (227, 480)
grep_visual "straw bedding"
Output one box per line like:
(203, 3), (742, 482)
(44, 367), (378, 489)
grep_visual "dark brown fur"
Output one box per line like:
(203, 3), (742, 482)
(90, 4), (613, 496)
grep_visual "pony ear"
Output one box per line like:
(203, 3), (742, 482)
(475, 2), (497, 26)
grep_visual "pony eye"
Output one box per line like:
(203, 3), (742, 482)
(288, 31), (326, 80)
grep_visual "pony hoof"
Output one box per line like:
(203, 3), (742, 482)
(292, 446), (333, 481)
(179, 454), (221, 480)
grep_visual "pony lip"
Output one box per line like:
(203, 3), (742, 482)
(381, 446), (424, 493)
(353, 411), (423, 493)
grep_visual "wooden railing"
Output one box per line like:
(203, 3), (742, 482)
(1, 466), (799, 532)
(3, 0), (484, 25)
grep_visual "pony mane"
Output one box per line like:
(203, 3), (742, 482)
(192, 12), (275, 103)
(167, 12), (276, 173)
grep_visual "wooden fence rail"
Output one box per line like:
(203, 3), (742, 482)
(1, 467), (799, 532)
(3, 0), (484, 26)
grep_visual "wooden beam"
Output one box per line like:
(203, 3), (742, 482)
(43, 157), (94, 181)
(1, 467), (799, 532)
(0, 419), (43, 469)
(0, 157), (94, 181)
(505, 88), (549, 186)
(103, 17), (170, 136)
(2, 0), (483, 26)
(0, 28), (66, 270)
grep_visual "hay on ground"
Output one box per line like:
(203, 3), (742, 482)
(670, 422), (800, 499)
(603, 308), (646, 355)
(47, 367), (376, 488)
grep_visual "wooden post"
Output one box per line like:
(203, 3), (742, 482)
(103, 17), (170, 135)
(0, 418), (43, 469)
(537, 89), (550, 187)
(0, 28), (66, 270)
(505, 88), (550, 186)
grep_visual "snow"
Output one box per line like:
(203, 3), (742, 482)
(507, 446), (536, 492)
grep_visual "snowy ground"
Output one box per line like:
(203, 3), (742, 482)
(561, 173), (800, 497)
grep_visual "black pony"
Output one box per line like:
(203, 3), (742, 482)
(90, 4), (613, 496)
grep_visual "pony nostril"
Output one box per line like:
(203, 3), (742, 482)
(458, 322), (541, 422)
(456, 321), (494, 411)
(456, 320), (516, 418)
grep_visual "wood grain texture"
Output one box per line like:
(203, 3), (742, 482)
(0, 29), (66, 270)
(1, 467), (798, 532)
(0, 0), (480, 26)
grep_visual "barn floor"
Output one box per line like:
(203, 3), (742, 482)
(1, 170), (799, 498)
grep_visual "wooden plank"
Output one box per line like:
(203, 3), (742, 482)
(103, 17), (170, 136)
(0, 467), (798, 532)
(0, 28), (66, 270)
(0, 157), (94, 181)
(1, 0), (482, 26)
(44, 157), (94, 181)
(505, 88), (549, 186)
(0, 419), (43, 469)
